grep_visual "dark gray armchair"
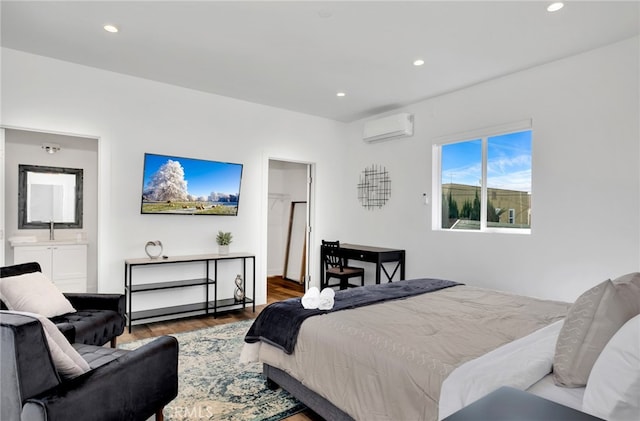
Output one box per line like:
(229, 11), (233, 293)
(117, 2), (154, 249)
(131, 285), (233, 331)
(1, 312), (179, 421)
(0, 262), (125, 347)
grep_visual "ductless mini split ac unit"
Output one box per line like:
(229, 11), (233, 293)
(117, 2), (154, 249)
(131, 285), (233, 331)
(362, 113), (414, 143)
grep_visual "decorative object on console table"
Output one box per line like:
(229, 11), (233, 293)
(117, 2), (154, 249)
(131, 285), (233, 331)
(234, 274), (245, 302)
(144, 240), (163, 259)
(216, 230), (232, 255)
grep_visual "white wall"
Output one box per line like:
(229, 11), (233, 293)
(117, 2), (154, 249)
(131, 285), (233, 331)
(1, 48), (347, 304)
(341, 37), (640, 302)
(3, 37), (638, 306)
(4, 129), (99, 291)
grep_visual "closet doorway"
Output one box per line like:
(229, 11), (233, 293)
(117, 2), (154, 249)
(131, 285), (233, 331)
(267, 159), (312, 298)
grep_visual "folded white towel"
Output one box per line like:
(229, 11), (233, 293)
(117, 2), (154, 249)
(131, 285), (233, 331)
(301, 287), (320, 309)
(318, 287), (336, 310)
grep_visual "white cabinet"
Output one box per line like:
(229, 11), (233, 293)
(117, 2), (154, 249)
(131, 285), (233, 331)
(13, 243), (87, 292)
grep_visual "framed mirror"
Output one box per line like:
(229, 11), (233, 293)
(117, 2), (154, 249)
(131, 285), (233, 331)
(18, 165), (83, 229)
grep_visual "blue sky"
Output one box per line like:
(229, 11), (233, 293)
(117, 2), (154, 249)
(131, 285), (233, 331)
(143, 154), (243, 198)
(441, 130), (532, 193)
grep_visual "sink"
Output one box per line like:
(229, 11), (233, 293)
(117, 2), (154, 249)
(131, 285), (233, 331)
(7, 236), (37, 245)
(9, 238), (87, 247)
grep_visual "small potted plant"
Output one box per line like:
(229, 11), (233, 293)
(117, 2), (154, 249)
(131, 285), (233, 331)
(216, 231), (232, 255)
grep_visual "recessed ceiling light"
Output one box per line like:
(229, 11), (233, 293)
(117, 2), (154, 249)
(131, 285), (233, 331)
(413, 59), (425, 66)
(104, 24), (119, 33)
(336, 92), (346, 97)
(547, 2), (564, 12)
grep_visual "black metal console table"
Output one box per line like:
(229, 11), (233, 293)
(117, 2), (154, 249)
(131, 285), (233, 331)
(320, 243), (405, 285)
(124, 252), (255, 332)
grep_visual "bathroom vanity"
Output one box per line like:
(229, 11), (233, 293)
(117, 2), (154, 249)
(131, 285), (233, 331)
(11, 240), (88, 293)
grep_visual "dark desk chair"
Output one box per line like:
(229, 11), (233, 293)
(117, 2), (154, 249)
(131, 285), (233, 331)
(322, 240), (365, 290)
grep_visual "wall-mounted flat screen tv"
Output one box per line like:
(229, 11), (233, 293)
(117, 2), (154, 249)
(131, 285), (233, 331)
(141, 153), (243, 216)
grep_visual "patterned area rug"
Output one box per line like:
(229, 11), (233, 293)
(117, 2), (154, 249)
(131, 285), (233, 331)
(120, 319), (306, 421)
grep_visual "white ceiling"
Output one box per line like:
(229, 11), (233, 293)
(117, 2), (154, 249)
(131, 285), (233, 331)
(2, 1), (638, 122)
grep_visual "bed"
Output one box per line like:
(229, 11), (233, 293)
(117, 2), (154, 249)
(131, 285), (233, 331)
(241, 277), (640, 421)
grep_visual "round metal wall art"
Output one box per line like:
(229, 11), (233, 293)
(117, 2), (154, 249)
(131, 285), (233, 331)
(357, 164), (391, 209)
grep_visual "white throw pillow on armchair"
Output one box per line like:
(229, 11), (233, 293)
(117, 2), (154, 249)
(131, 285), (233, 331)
(0, 271), (75, 317)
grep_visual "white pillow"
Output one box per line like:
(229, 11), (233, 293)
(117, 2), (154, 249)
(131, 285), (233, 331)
(0, 272), (75, 317)
(3, 311), (90, 379)
(583, 314), (640, 421)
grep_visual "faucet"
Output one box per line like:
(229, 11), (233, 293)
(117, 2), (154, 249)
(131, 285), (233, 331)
(49, 220), (55, 241)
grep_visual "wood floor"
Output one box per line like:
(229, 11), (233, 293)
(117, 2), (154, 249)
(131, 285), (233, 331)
(119, 276), (323, 421)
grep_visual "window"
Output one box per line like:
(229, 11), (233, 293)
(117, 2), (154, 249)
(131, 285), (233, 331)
(434, 121), (532, 233)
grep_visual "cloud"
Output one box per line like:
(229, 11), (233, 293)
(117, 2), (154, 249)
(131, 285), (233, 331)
(442, 163), (481, 186)
(442, 154), (531, 192)
(488, 169), (532, 192)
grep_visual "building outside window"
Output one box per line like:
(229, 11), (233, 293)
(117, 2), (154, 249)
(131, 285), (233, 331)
(434, 121), (532, 233)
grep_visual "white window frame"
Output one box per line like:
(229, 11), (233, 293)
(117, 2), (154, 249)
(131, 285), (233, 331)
(432, 119), (532, 234)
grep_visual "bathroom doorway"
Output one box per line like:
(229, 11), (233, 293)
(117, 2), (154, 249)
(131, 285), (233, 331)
(2, 128), (99, 292)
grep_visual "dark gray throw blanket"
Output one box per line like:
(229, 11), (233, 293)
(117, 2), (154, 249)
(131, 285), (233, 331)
(244, 278), (461, 354)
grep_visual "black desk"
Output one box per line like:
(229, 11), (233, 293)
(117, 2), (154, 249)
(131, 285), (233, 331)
(320, 243), (405, 286)
(442, 387), (602, 421)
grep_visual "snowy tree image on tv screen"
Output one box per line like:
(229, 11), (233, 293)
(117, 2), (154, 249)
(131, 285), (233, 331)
(141, 153), (243, 215)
